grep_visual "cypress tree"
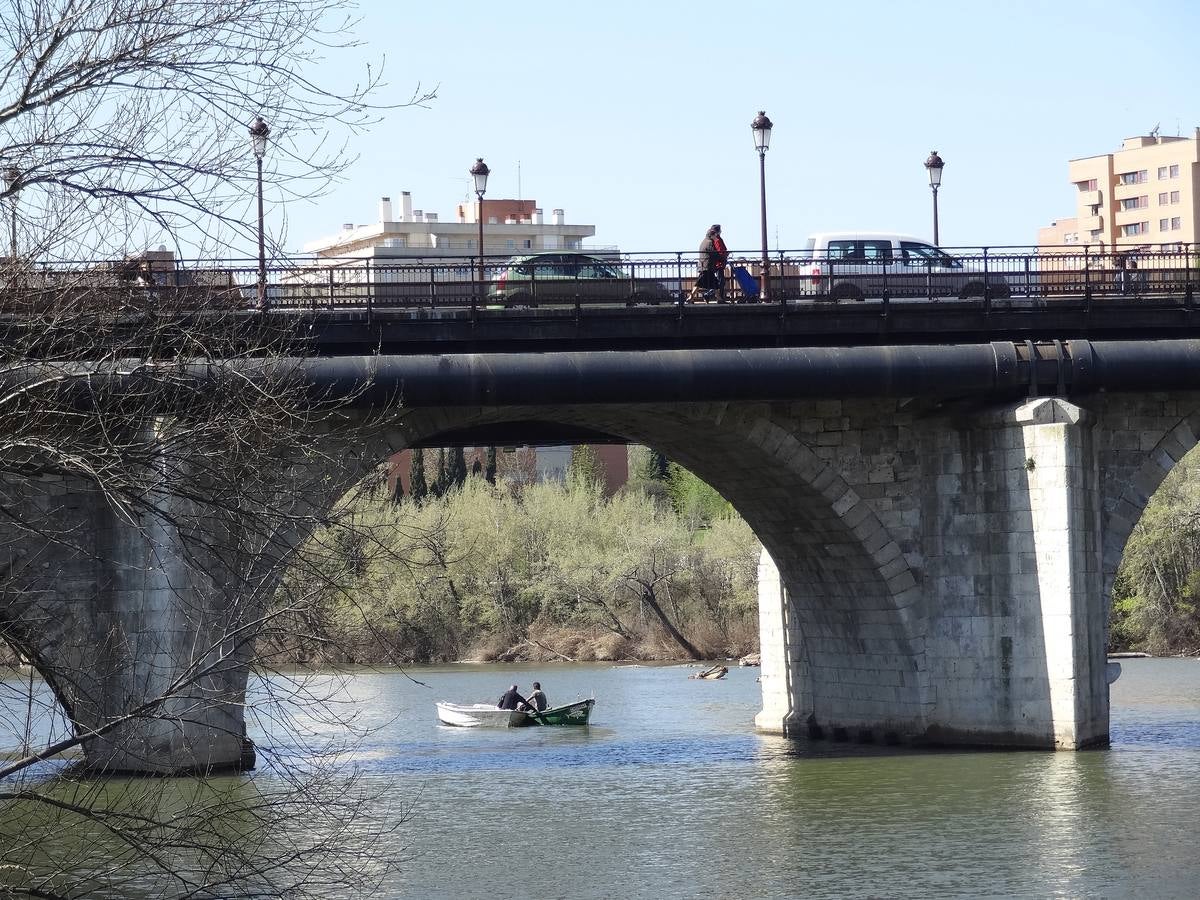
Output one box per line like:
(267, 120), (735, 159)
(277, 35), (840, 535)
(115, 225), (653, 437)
(450, 447), (468, 488)
(650, 449), (669, 482)
(471, 458), (483, 477)
(409, 448), (428, 505)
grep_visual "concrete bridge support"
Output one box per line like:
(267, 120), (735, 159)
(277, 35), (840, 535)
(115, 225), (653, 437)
(0, 460), (257, 773)
(0, 417), (397, 774)
(755, 397), (1107, 748)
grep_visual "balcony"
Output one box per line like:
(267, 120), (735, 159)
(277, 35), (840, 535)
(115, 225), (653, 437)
(1114, 208), (1150, 226)
(1079, 215), (1103, 232)
(1077, 189), (1101, 207)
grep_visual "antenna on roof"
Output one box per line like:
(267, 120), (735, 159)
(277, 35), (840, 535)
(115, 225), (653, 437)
(517, 160), (522, 201)
(1149, 123), (1160, 139)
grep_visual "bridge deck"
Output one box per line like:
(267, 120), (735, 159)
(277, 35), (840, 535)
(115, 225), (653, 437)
(298, 295), (1200, 355)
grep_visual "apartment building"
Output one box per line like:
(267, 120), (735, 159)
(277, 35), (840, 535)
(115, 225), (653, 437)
(1039, 130), (1200, 250)
(303, 192), (598, 259)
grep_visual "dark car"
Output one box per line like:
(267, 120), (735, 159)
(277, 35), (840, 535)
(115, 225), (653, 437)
(487, 252), (670, 306)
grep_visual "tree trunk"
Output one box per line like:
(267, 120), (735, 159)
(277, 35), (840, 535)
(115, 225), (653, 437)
(640, 584), (702, 660)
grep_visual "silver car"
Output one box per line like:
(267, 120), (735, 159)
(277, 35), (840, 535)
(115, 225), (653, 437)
(487, 252), (671, 306)
(800, 232), (1011, 301)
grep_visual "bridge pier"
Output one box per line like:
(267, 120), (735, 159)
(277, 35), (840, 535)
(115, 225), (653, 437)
(75, 487), (257, 774)
(0, 429), (259, 774)
(756, 397), (1108, 749)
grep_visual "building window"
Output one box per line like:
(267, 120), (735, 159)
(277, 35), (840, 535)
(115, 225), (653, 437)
(1170, 164), (1180, 178)
(1160, 218), (1170, 231)
(1089, 229), (1103, 239)
(1064, 232), (1079, 244)
(505, 239), (516, 250)
(1121, 222), (1149, 236)
(1172, 217), (1181, 230)
(1077, 178), (1098, 191)
(1120, 196), (1149, 210)
(1171, 190), (1180, 203)
(1159, 192), (1169, 204)
(1119, 170), (1148, 185)
(523, 239), (532, 249)
(1158, 166), (1168, 179)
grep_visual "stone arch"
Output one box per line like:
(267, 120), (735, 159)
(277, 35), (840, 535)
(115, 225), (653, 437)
(1098, 396), (1200, 602)
(381, 399), (928, 739)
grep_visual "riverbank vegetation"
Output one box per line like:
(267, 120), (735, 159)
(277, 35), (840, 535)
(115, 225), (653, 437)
(1110, 461), (1200, 656)
(277, 448), (762, 665)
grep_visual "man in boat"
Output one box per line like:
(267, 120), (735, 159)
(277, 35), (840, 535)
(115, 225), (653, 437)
(497, 684), (529, 710)
(527, 682), (549, 712)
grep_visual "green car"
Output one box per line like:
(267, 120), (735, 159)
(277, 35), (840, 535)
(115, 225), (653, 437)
(488, 252), (671, 306)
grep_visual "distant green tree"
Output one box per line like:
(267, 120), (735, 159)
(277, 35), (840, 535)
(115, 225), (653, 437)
(569, 444), (606, 488)
(666, 463), (733, 529)
(629, 446), (670, 482)
(485, 446), (497, 484)
(1109, 460), (1200, 654)
(409, 448), (428, 505)
(391, 471), (404, 504)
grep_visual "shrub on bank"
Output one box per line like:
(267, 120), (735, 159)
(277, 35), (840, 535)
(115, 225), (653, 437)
(282, 472), (761, 665)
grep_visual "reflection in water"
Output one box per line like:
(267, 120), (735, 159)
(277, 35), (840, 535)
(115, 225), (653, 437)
(2, 659), (1200, 898)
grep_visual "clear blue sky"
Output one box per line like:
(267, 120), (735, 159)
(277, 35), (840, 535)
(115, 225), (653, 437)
(275, 0), (1200, 255)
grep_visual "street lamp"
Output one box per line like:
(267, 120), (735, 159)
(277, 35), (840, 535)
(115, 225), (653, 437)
(470, 157), (490, 295)
(2, 166), (19, 261)
(924, 149), (944, 246)
(249, 116), (270, 309)
(751, 111), (773, 301)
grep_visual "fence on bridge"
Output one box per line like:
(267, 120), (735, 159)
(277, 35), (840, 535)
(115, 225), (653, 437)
(0, 244), (1196, 312)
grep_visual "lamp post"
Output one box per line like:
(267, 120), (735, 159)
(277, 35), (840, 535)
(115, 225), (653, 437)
(470, 157), (490, 296)
(751, 111), (773, 300)
(924, 149), (944, 246)
(249, 116), (270, 309)
(2, 167), (19, 261)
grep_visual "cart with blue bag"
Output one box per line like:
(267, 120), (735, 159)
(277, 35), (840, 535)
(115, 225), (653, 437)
(731, 265), (760, 302)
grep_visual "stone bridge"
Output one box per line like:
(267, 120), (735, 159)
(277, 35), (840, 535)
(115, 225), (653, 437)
(4, 341), (1200, 771)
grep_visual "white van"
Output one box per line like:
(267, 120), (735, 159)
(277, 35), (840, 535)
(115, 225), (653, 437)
(800, 232), (1010, 301)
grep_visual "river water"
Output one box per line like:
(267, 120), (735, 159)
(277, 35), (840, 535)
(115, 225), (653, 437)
(4, 658), (1200, 898)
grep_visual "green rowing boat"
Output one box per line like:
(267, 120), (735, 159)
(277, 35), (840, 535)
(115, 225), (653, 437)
(526, 698), (595, 726)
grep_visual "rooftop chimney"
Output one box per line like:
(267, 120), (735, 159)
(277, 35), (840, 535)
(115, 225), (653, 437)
(425, 212), (438, 223)
(534, 208), (544, 225)
(379, 196), (393, 222)
(553, 209), (564, 225)
(342, 223), (354, 231)
(401, 191), (413, 222)
(413, 209), (423, 222)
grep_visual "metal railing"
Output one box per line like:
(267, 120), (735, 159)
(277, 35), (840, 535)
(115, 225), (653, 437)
(0, 244), (1195, 313)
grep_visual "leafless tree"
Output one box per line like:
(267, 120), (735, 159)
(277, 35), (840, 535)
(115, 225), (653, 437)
(0, 0), (434, 260)
(0, 305), (420, 896)
(0, 0), (435, 894)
